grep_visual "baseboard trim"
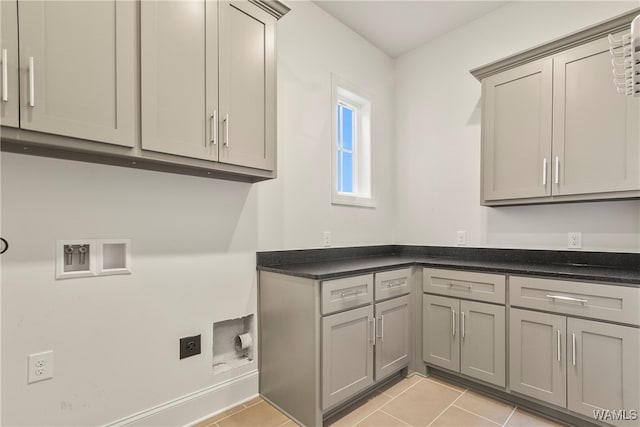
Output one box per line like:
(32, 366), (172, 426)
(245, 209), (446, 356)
(103, 370), (259, 427)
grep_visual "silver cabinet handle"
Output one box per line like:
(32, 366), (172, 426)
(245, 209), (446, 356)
(543, 158), (548, 186)
(572, 332), (576, 366)
(386, 280), (404, 288)
(546, 294), (588, 304)
(223, 113), (229, 147)
(369, 318), (374, 344)
(340, 290), (359, 298)
(555, 156), (559, 184)
(452, 309), (456, 337)
(462, 312), (465, 339)
(380, 315), (384, 341)
(210, 110), (217, 145)
(557, 330), (561, 362)
(2, 49), (7, 102)
(28, 56), (35, 107)
(448, 282), (472, 290)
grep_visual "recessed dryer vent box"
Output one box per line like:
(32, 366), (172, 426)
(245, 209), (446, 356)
(212, 314), (254, 376)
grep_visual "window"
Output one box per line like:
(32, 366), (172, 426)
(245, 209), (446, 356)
(331, 74), (374, 207)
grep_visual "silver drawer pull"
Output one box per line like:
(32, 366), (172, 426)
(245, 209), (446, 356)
(546, 294), (588, 304)
(557, 330), (561, 362)
(340, 290), (359, 298)
(386, 281), (404, 288)
(448, 282), (472, 290)
(2, 49), (7, 102)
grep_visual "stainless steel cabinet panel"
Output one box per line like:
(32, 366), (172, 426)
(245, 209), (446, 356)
(375, 268), (411, 302)
(567, 318), (640, 425)
(460, 300), (505, 387)
(423, 294), (459, 372)
(509, 308), (567, 407)
(141, 0), (218, 161)
(18, 0), (137, 147)
(482, 58), (553, 202)
(423, 268), (506, 304)
(322, 274), (373, 315)
(1, 0), (19, 128)
(510, 276), (640, 326)
(219, 1), (276, 171)
(553, 35), (640, 196)
(375, 295), (411, 380)
(322, 305), (374, 410)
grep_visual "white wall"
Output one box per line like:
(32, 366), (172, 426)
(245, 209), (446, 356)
(0, 1), (394, 425)
(394, 1), (640, 252)
(258, 0), (395, 250)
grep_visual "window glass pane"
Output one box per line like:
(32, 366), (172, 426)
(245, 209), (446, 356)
(337, 105), (343, 147)
(343, 152), (353, 193)
(342, 106), (353, 151)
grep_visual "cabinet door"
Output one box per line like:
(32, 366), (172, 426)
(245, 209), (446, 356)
(553, 35), (640, 196)
(219, 1), (276, 171)
(510, 308), (566, 407)
(482, 58), (553, 202)
(375, 295), (411, 380)
(460, 300), (505, 387)
(322, 305), (374, 410)
(423, 294), (459, 372)
(18, 0), (137, 147)
(141, 0), (217, 161)
(1, 0), (19, 127)
(567, 318), (640, 424)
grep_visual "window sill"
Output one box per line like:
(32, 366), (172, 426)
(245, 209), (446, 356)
(331, 195), (376, 208)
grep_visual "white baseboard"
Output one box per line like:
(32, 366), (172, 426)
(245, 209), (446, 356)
(104, 370), (259, 427)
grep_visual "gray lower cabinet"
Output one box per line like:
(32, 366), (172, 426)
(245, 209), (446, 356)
(322, 305), (374, 410)
(509, 308), (567, 407)
(17, 0), (137, 147)
(375, 294), (411, 380)
(423, 294), (505, 387)
(259, 269), (412, 426)
(0, 0), (19, 128)
(510, 308), (640, 426)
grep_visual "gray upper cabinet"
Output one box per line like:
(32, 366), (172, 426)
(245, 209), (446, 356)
(1, 0), (19, 128)
(473, 11), (640, 205)
(482, 58), (553, 202)
(218, 1), (276, 171)
(141, 0), (218, 161)
(552, 36), (640, 196)
(17, 0), (137, 147)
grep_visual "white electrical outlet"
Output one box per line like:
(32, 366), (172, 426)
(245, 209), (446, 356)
(28, 351), (54, 384)
(323, 231), (331, 247)
(568, 232), (582, 249)
(456, 231), (467, 246)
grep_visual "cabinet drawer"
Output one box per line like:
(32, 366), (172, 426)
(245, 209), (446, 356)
(322, 274), (373, 315)
(375, 268), (412, 301)
(423, 268), (506, 304)
(510, 276), (640, 326)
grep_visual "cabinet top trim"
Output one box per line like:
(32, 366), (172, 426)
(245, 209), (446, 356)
(470, 8), (640, 81)
(249, 0), (291, 19)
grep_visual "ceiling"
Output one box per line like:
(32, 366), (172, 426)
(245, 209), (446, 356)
(312, 1), (509, 57)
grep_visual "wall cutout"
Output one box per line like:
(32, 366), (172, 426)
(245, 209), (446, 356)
(212, 314), (254, 375)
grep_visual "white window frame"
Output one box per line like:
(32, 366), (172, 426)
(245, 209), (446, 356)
(331, 74), (374, 208)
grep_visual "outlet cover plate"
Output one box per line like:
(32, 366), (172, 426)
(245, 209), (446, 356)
(568, 232), (582, 249)
(28, 351), (54, 384)
(179, 335), (201, 359)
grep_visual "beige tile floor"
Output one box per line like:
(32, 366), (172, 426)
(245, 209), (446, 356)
(193, 375), (565, 427)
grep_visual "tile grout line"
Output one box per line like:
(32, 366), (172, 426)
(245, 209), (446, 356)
(426, 389), (468, 427)
(377, 408), (413, 426)
(344, 377), (427, 426)
(451, 404), (503, 426)
(502, 407), (518, 426)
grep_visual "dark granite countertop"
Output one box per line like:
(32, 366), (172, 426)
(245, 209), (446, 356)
(257, 246), (640, 286)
